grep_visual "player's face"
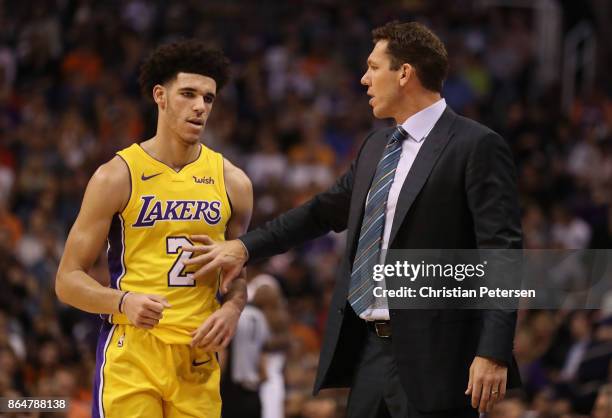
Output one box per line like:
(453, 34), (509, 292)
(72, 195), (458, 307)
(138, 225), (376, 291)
(361, 40), (403, 120)
(163, 72), (217, 145)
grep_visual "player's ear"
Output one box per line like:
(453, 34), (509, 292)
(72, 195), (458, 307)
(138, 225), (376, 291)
(153, 85), (166, 110)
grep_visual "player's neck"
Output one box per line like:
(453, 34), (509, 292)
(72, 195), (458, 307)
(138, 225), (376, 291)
(140, 135), (201, 171)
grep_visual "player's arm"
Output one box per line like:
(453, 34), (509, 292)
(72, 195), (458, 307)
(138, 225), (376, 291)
(218, 158), (252, 305)
(189, 159), (253, 350)
(55, 157), (169, 328)
(55, 157), (129, 314)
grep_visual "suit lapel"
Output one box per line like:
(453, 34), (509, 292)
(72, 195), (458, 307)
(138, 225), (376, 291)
(345, 128), (392, 259)
(387, 107), (457, 246)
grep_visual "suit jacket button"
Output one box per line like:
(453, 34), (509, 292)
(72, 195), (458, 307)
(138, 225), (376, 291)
(337, 307), (344, 315)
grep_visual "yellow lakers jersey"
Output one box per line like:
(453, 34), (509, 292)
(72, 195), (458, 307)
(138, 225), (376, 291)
(107, 143), (231, 344)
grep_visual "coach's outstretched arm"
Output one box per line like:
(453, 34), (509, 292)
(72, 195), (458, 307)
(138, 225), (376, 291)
(183, 143), (366, 285)
(55, 157), (170, 329)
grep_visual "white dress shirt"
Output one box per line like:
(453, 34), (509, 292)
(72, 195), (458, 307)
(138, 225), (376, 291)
(360, 98), (447, 321)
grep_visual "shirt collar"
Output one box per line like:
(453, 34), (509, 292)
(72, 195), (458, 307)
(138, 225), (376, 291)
(399, 98), (447, 142)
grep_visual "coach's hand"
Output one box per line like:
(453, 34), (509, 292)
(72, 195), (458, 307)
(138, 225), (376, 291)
(465, 356), (507, 413)
(183, 235), (248, 292)
(190, 303), (240, 351)
(122, 293), (171, 329)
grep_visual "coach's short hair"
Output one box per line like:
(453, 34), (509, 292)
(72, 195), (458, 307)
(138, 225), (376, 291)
(138, 39), (230, 98)
(372, 21), (448, 92)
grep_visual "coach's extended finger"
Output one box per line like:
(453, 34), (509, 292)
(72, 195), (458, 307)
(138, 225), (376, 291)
(190, 235), (214, 245)
(183, 252), (215, 267)
(181, 244), (212, 254)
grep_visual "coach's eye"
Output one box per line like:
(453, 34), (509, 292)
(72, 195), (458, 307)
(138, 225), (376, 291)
(182, 92), (194, 98)
(204, 96), (214, 104)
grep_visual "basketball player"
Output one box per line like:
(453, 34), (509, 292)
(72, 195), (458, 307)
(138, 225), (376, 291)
(55, 40), (253, 418)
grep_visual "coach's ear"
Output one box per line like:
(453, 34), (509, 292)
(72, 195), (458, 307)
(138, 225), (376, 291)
(153, 84), (166, 110)
(399, 63), (413, 87)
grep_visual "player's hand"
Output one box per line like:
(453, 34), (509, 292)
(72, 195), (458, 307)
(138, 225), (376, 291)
(122, 293), (171, 329)
(183, 235), (248, 292)
(465, 356), (507, 413)
(190, 303), (241, 351)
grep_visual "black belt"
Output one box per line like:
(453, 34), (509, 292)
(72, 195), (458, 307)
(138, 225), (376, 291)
(366, 320), (392, 338)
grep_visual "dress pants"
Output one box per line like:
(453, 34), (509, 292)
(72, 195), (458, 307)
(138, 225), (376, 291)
(346, 326), (478, 418)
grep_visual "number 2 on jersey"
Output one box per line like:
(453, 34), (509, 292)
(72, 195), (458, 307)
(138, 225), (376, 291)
(166, 236), (196, 286)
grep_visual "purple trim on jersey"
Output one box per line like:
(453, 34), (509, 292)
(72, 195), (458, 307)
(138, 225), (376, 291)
(215, 270), (223, 303)
(216, 288), (223, 304)
(92, 321), (114, 418)
(107, 214), (125, 290)
(115, 154), (131, 213)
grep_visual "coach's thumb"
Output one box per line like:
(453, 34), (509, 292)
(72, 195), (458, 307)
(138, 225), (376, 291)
(149, 294), (171, 308)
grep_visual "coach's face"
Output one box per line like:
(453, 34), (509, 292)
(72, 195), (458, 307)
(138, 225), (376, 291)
(361, 40), (404, 120)
(155, 72), (217, 145)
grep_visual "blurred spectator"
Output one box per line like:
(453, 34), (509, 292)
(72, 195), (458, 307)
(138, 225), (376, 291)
(301, 397), (337, 418)
(0, 198), (22, 243)
(591, 384), (612, 418)
(221, 304), (270, 418)
(556, 312), (594, 384)
(246, 126), (288, 188)
(248, 266), (291, 418)
(0, 1), (610, 417)
(488, 398), (527, 418)
(551, 204), (592, 249)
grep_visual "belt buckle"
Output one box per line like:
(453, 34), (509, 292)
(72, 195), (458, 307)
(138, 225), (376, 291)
(374, 321), (390, 338)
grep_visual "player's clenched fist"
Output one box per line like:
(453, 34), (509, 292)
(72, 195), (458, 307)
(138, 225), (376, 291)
(122, 293), (171, 329)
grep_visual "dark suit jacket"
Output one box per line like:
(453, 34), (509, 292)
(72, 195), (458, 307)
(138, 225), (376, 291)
(240, 107), (523, 412)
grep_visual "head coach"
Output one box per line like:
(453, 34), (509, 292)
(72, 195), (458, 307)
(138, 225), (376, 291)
(184, 20), (523, 418)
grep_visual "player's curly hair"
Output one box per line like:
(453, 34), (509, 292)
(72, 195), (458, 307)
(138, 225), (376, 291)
(372, 21), (448, 93)
(138, 39), (230, 99)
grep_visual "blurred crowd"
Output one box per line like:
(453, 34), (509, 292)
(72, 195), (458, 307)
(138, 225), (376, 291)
(0, 0), (611, 417)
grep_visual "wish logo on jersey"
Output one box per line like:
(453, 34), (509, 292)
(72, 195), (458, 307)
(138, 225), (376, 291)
(133, 195), (222, 227)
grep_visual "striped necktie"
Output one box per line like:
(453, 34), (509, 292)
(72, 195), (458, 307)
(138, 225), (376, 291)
(348, 126), (409, 316)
